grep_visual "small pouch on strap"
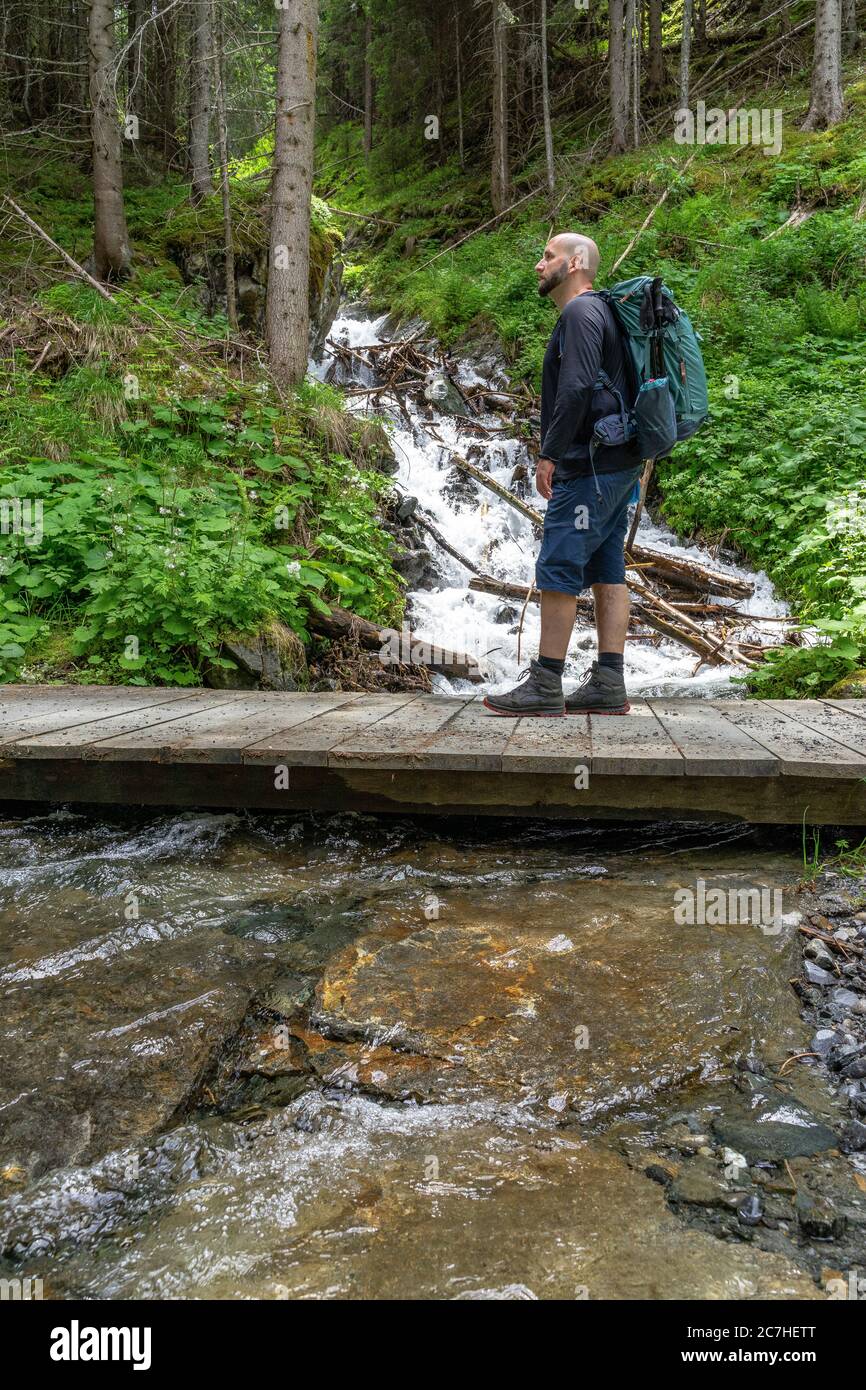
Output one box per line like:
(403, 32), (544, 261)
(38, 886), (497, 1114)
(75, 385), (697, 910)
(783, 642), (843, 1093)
(589, 370), (636, 460)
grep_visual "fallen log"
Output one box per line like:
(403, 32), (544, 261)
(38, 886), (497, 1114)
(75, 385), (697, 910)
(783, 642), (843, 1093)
(307, 602), (484, 682)
(469, 573), (595, 620)
(630, 546), (753, 599)
(470, 573), (721, 662)
(468, 573), (759, 668)
(628, 573), (760, 668)
(451, 454), (543, 526)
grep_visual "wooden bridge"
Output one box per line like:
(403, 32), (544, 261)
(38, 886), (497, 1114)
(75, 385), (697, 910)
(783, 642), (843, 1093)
(1, 685), (865, 823)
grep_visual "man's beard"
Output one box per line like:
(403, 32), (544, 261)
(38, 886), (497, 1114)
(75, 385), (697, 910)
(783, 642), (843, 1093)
(537, 262), (568, 297)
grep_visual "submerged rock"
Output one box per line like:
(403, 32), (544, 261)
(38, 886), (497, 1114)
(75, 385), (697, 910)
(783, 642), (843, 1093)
(711, 1113), (837, 1163)
(311, 900), (807, 1118)
(796, 1189), (846, 1241)
(0, 935), (279, 1184)
(738, 1193), (764, 1226)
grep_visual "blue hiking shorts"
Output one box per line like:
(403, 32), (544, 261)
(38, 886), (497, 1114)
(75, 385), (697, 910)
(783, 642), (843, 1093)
(535, 466), (643, 595)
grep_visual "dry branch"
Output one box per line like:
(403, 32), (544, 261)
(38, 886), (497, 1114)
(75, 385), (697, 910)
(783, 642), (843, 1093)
(413, 513), (484, 576)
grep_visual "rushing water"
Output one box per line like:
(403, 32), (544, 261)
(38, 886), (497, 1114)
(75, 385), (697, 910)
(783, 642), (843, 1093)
(315, 307), (791, 698)
(0, 314), (835, 1301)
(0, 809), (829, 1299)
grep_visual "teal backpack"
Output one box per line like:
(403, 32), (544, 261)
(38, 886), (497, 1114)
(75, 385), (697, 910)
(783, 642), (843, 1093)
(596, 275), (709, 460)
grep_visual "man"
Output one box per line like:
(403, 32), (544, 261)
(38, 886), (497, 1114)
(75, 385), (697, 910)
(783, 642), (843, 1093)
(483, 232), (642, 718)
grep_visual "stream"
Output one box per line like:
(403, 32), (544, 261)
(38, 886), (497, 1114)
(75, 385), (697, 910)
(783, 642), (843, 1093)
(0, 312), (861, 1302)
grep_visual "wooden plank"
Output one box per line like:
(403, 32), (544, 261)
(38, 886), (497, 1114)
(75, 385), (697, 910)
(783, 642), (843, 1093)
(0, 684), (154, 698)
(763, 700), (866, 761)
(406, 697), (515, 771)
(501, 714), (592, 775)
(9, 691), (262, 758)
(824, 699), (866, 722)
(328, 695), (473, 769)
(0, 687), (202, 744)
(716, 700), (866, 778)
(588, 699), (684, 776)
(4, 758), (866, 825)
(242, 693), (421, 767)
(646, 699), (779, 777)
(65, 691), (362, 764)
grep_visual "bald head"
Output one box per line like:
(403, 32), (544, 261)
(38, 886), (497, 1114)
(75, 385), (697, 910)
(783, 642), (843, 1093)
(551, 233), (600, 280)
(535, 232), (600, 304)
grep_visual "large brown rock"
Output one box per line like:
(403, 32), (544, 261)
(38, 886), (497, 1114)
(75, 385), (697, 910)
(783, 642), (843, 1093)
(313, 906), (807, 1118)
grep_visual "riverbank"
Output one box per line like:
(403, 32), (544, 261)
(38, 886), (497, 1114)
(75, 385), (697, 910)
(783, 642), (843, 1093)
(623, 861), (866, 1287)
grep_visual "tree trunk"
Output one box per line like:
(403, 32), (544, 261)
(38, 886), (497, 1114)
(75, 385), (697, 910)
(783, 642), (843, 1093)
(626, 0), (641, 146)
(678, 0), (692, 113)
(72, 0), (90, 141)
(362, 10), (373, 157)
(842, 0), (859, 53)
(455, 4), (465, 169)
(143, 4), (179, 168)
(803, 0), (844, 130)
(609, 0), (628, 153)
(126, 0), (141, 114)
(433, 4), (445, 157)
(540, 0), (554, 202)
(267, 0), (318, 389)
(491, 1), (510, 214)
(161, 6), (180, 169)
(695, 0), (706, 46)
(0, 6), (7, 129)
(212, 1), (235, 329)
(88, 0), (132, 280)
(647, 0), (665, 91)
(190, 0), (214, 203)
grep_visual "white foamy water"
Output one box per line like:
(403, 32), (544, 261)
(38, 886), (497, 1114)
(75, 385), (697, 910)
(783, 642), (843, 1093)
(314, 309), (791, 698)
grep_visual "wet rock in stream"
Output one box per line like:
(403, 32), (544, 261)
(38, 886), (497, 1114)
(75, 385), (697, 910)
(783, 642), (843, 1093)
(0, 934), (282, 1183)
(710, 1107), (838, 1163)
(309, 898), (808, 1119)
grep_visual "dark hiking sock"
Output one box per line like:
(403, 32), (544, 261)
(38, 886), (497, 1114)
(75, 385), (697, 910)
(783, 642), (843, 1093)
(598, 652), (624, 673)
(538, 655), (565, 676)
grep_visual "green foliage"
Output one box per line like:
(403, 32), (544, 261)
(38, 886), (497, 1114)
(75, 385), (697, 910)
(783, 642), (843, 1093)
(0, 349), (401, 685)
(660, 339), (866, 695)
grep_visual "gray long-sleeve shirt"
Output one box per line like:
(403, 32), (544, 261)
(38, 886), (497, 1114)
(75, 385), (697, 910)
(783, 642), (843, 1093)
(539, 291), (639, 478)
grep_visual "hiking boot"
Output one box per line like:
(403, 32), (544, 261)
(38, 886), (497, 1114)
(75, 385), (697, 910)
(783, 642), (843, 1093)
(483, 659), (565, 717)
(565, 661), (630, 715)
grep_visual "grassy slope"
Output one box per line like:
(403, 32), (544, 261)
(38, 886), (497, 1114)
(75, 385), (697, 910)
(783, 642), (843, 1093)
(316, 72), (866, 696)
(0, 152), (402, 685)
